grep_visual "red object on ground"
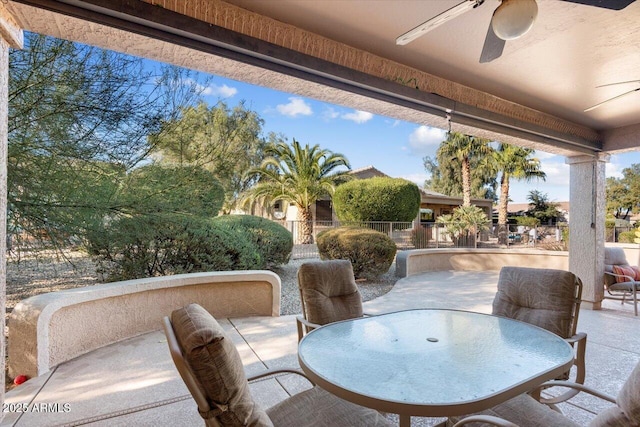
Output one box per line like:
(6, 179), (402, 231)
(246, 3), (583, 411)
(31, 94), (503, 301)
(13, 375), (28, 385)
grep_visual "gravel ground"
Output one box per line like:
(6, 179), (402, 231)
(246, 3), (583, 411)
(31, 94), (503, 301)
(271, 258), (397, 315)
(6, 250), (99, 315)
(6, 251), (397, 317)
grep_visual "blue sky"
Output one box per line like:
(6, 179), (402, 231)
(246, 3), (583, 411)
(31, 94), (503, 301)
(191, 73), (640, 204)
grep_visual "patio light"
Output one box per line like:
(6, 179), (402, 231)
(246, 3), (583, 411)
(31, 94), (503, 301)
(491, 0), (538, 40)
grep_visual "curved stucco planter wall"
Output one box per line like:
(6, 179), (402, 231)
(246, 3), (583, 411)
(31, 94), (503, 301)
(396, 248), (570, 277)
(9, 271), (281, 379)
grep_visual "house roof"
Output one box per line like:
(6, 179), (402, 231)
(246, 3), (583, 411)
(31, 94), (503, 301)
(349, 165), (388, 179)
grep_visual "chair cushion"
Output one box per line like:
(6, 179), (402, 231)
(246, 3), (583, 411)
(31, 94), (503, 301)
(171, 303), (273, 427)
(492, 267), (580, 338)
(266, 385), (392, 427)
(613, 265), (638, 283)
(447, 394), (579, 427)
(615, 361), (640, 425)
(589, 407), (634, 427)
(298, 260), (363, 326)
(605, 247), (630, 268)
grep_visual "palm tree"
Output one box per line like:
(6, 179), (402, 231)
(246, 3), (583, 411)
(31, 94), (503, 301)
(494, 144), (546, 245)
(244, 139), (350, 244)
(438, 132), (493, 206)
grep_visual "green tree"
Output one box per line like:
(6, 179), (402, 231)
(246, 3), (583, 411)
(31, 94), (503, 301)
(494, 144), (546, 245)
(8, 33), (203, 252)
(424, 132), (496, 203)
(606, 177), (633, 220)
(606, 164), (640, 220)
(150, 101), (271, 213)
(526, 190), (564, 225)
(333, 177), (420, 222)
(244, 139), (350, 244)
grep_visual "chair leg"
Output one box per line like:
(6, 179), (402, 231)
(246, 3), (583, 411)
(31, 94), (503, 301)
(634, 286), (638, 316)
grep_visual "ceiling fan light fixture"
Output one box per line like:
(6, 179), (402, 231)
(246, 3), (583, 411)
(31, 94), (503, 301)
(491, 0), (538, 41)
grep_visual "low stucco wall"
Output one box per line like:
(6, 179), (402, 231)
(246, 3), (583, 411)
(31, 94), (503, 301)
(9, 271), (281, 379)
(396, 248), (569, 277)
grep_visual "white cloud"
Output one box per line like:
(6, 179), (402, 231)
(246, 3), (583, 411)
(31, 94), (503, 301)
(276, 97), (313, 117)
(322, 107), (340, 120)
(407, 126), (447, 156)
(539, 159), (570, 185)
(606, 154), (625, 179)
(341, 110), (373, 124)
(183, 79), (238, 98)
(202, 83), (238, 98)
(398, 173), (429, 186)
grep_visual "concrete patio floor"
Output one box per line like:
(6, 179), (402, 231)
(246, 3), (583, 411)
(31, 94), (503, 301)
(4, 270), (640, 426)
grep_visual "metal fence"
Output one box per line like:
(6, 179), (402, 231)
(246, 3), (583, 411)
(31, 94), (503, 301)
(285, 221), (635, 259)
(284, 221), (476, 259)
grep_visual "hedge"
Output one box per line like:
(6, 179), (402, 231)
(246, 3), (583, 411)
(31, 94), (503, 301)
(211, 215), (293, 267)
(333, 177), (420, 222)
(87, 215), (262, 281)
(316, 226), (396, 279)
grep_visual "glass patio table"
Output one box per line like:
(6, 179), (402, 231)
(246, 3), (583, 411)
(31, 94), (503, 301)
(298, 309), (574, 427)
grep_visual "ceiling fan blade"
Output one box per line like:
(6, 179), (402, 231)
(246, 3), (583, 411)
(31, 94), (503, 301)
(396, 0), (485, 45)
(479, 24), (506, 63)
(596, 80), (640, 88)
(584, 87), (640, 112)
(560, 0), (635, 10)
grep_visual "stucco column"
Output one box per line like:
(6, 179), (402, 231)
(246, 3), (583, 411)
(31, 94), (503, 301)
(0, 3), (22, 415)
(566, 154), (609, 310)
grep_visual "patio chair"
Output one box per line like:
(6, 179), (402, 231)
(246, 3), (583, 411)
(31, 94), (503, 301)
(163, 303), (392, 427)
(296, 259), (364, 342)
(604, 247), (639, 316)
(492, 267), (587, 404)
(448, 359), (640, 427)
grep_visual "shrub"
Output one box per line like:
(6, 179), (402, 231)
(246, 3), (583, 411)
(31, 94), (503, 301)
(618, 230), (637, 243)
(211, 215), (293, 267)
(87, 215), (262, 281)
(436, 206), (489, 248)
(333, 177), (420, 222)
(85, 165), (246, 281)
(316, 226), (396, 279)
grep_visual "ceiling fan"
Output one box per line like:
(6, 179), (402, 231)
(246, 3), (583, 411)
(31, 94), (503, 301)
(396, 0), (636, 63)
(584, 80), (640, 112)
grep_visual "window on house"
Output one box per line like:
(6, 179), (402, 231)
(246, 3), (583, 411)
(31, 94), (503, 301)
(420, 208), (434, 222)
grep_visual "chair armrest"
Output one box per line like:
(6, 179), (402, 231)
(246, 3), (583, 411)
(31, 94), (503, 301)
(565, 332), (586, 345)
(540, 332), (587, 404)
(605, 271), (636, 284)
(296, 316), (322, 342)
(247, 367), (315, 386)
(539, 380), (616, 405)
(452, 415), (519, 427)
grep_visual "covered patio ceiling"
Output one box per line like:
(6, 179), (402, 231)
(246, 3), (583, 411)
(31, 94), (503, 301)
(7, 0), (640, 157)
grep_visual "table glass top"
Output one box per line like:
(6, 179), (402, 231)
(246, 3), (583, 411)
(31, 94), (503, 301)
(298, 309), (574, 407)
